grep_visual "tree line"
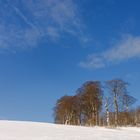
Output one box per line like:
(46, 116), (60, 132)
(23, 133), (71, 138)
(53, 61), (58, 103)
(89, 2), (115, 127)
(54, 79), (140, 127)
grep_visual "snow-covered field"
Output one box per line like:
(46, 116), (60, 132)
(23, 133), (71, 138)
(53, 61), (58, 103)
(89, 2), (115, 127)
(0, 120), (140, 140)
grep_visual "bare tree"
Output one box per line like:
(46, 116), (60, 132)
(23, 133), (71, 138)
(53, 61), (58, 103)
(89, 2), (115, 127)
(123, 94), (136, 112)
(54, 95), (74, 124)
(54, 95), (81, 125)
(105, 79), (128, 126)
(77, 81), (103, 126)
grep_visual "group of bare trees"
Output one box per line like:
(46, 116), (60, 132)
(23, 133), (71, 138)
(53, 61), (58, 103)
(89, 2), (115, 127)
(54, 81), (103, 126)
(54, 79), (140, 127)
(103, 79), (138, 126)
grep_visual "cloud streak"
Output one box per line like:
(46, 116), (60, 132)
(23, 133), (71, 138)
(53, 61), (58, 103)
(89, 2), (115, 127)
(80, 34), (140, 69)
(11, 5), (37, 29)
(0, 0), (84, 52)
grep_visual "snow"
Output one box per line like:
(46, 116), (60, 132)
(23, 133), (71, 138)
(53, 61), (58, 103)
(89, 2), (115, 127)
(0, 120), (140, 140)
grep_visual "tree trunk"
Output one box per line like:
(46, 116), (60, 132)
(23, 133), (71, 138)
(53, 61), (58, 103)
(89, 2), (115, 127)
(96, 108), (99, 126)
(105, 99), (110, 126)
(114, 93), (118, 126)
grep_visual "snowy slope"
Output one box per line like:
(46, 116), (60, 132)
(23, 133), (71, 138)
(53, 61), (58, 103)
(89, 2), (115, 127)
(0, 120), (140, 140)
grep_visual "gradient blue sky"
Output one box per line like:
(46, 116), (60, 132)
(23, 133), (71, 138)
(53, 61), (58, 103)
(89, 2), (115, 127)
(0, 0), (140, 123)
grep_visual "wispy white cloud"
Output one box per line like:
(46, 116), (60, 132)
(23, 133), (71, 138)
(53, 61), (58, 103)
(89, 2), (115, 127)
(80, 34), (140, 69)
(0, 0), (85, 52)
(11, 5), (36, 29)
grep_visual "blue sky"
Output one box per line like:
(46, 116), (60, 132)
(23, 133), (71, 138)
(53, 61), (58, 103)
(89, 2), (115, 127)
(0, 0), (140, 123)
